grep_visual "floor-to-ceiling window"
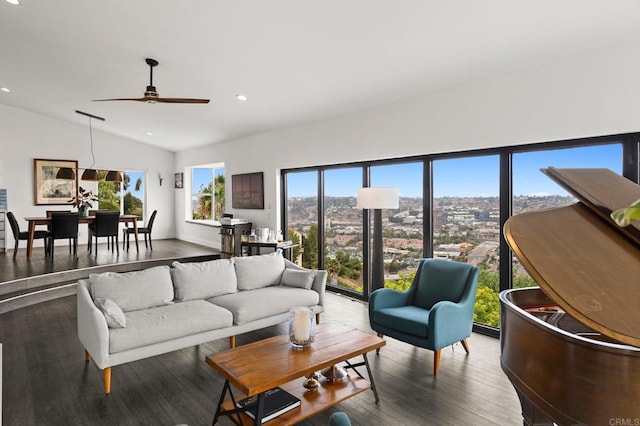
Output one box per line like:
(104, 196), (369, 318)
(286, 170), (318, 268)
(282, 133), (638, 335)
(433, 155), (501, 328)
(511, 143), (623, 289)
(370, 162), (424, 291)
(324, 168), (364, 295)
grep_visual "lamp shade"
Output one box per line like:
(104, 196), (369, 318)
(105, 170), (123, 182)
(81, 169), (99, 181)
(55, 167), (76, 180)
(357, 187), (399, 209)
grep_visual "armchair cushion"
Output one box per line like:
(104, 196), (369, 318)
(413, 259), (475, 309)
(372, 306), (429, 338)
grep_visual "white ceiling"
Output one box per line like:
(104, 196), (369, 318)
(2, 1), (640, 152)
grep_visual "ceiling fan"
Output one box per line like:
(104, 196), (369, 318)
(93, 58), (210, 104)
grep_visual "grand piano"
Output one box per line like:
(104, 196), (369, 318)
(500, 167), (640, 425)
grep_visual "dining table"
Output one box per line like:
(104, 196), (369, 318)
(23, 214), (140, 260)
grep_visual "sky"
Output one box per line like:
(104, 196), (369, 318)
(286, 143), (622, 198)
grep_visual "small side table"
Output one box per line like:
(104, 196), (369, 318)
(241, 240), (298, 261)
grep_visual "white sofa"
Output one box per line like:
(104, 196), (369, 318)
(77, 251), (327, 394)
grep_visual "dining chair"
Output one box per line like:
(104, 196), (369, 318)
(123, 210), (157, 251)
(48, 212), (79, 259)
(88, 211), (120, 254)
(46, 210), (73, 253)
(6, 211), (50, 259)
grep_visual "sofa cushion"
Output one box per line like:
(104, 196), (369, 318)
(89, 265), (174, 312)
(94, 298), (126, 328)
(109, 300), (233, 353)
(280, 268), (315, 290)
(172, 258), (237, 301)
(209, 286), (319, 325)
(234, 251), (285, 290)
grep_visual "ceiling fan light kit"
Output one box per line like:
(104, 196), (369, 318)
(55, 110), (124, 183)
(93, 58), (210, 104)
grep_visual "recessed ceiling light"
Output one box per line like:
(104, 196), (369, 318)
(146, 131), (153, 136)
(1, 87), (10, 92)
(6, 0), (20, 5)
(236, 94), (248, 101)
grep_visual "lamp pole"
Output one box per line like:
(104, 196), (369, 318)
(371, 208), (384, 294)
(357, 187), (399, 296)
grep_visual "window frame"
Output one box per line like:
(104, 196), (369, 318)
(185, 162), (225, 226)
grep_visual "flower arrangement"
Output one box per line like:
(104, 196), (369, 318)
(69, 186), (99, 211)
(610, 199), (640, 227)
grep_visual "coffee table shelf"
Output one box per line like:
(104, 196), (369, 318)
(207, 322), (385, 425)
(222, 375), (371, 425)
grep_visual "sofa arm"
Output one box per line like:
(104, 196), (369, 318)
(77, 280), (110, 369)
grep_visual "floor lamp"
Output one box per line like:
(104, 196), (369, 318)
(357, 187), (399, 294)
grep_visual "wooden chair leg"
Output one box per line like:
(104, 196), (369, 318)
(84, 350), (90, 361)
(460, 338), (470, 354)
(433, 350), (441, 376)
(229, 335), (236, 348)
(376, 333), (383, 354)
(315, 313), (321, 325)
(104, 367), (112, 394)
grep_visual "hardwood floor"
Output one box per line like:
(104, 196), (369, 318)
(1, 287), (523, 425)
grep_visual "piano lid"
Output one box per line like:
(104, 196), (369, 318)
(504, 168), (640, 347)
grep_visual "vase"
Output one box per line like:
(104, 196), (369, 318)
(79, 207), (89, 217)
(289, 306), (315, 348)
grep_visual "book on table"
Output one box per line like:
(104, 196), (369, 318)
(236, 387), (301, 422)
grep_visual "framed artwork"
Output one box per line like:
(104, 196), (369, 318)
(33, 158), (78, 205)
(174, 172), (184, 189)
(232, 172), (264, 209)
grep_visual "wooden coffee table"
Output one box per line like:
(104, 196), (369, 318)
(206, 321), (385, 425)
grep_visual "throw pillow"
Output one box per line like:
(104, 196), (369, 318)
(172, 258), (238, 301)
(94, 298), (126, 328)
(234, 250), (285, 290)
(280, 268), (315, 290)
(89, 265), (174, 312)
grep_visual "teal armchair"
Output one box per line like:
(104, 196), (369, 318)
(369, 258), (479, 375)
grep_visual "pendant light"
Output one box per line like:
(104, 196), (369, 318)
(80, 112), (99, 181)
(55, 110), (123, 182)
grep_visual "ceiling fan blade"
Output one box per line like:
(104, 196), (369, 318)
(153, 97), (210, 104)
(93, 59), (210, 105)
(92, 97), (150, 102)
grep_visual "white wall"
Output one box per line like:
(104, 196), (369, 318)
(0, 104), (175, 249)
(175, 40), (640, 248)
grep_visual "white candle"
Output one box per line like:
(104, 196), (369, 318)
(293, 307), (310, 342)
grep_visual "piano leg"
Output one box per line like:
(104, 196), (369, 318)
(514, 388), (555, 426)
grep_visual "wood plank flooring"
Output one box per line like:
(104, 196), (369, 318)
(0, 289), (523, 425)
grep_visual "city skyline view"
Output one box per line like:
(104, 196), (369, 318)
(287, 143), (622, 198)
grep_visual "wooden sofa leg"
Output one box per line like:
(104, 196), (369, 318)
(84, 350), (90, 361)
(376, 333), (383, 354)
(104, 367), (112, 395)
(460, 338), (470, 354)
(315, 313), (321, 325)
(229, 335), (236, 348)
(433, 350), (441, 376)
